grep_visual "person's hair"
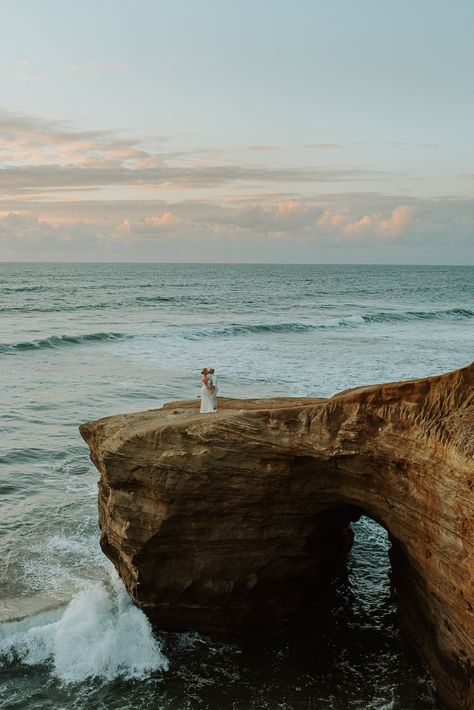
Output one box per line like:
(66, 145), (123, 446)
(208, 368), (214, 373)
(201, 368), (208, 374)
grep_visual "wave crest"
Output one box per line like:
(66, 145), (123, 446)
(364, 307), (474, 323)
(0, 332), (128, 354)
(184, 308), (474, 339)
(0, 572), (168, 683)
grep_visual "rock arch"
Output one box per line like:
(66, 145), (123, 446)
(81, 363), (474, 709)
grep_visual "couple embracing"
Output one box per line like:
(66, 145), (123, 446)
(200, 367), (218, 413)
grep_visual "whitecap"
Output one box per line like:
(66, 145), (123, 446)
(0, 570), (168, 683)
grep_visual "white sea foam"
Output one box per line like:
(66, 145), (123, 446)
(20, 532), (105, 597)
(0, 570), (168, 683)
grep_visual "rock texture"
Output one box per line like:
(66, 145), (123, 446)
(80, 363), (474, 710)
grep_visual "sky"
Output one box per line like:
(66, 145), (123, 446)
(1, 0), (474, 263)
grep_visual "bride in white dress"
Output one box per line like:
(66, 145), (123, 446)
(200, 368), (216, 413)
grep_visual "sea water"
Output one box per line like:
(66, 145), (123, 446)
(1, 262), (472, 709)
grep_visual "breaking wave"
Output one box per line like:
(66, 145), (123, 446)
(362, 307), (474, 323)
(0, 571), (168, 683)
(214, 317), (363, 336)
(2, 309), (472, 352)
(184, 308), (474, 339)
(0, 332), (129, 354)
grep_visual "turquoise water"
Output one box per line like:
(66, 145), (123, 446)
(1, 262), (472, 709)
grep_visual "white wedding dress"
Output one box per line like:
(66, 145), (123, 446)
(211, 374), (218, 409)
(200, 376), (216, 413)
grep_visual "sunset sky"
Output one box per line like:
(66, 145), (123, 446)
(1, 0), (473, 262)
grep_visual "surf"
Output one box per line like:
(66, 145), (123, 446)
(0, 332), (129, 354)
(0, 569), (168, 683)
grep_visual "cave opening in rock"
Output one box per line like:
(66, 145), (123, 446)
(345, 513), (393, 625)
(295, 509), (397, 643)
(266, 510), (439, 707)
(229, 510), (440, 709)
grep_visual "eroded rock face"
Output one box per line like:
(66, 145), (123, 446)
(80, 364), (474, 710)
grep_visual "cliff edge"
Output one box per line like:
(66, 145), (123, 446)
(80, 363), (474, 710)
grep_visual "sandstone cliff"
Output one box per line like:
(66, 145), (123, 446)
(80, 363), (474, 710)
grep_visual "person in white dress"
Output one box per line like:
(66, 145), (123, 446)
(200, 368), (216, 413)
(208, 367), (218, 410)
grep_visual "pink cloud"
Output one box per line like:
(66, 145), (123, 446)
(344, 214), (376, 236)
(1, 196), (473, 261)
(117, 211), (183, 240)
(145, 211), (181, 226)
(275, 200), (307, 216)
(317, 205), (415, 239)
(379, 205), (416, 235)
(317, 210), (351, 228)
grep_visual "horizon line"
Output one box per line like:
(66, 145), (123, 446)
(0, 260), (473, 267)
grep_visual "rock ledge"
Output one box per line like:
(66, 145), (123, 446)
(81, 363), (474, 710)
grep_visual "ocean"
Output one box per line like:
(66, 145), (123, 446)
(1, 262), (472, 709)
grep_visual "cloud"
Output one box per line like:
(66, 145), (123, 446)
(118, 211), (183, 238)
(0, 109), (387, 197)
(317, 209), (352, 229)
(317, 205), (416, 239)
(1, 195), (474, 261)
(234, 201), (313, 232)
(305, 143), (346, 150)
(0, 163), (385, 195)
(146, 212), (181, 226)
(10, 74), (48, 83)
(229, 202), (418, 242)
(352, 141), (440, 149)
(0, 212), (52, 239)
(193, 147), (226, 159)
(0, 109), (471, 261)
(379, 205), (416, 235)
(0, 109), (151, 169)
(247, 145), (280, 151)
